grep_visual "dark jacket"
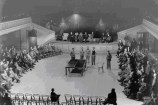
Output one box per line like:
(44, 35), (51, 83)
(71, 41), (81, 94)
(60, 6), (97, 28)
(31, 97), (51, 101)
(107, 91), (117, 103)
(107, 53), (112, 61)
(50, 92), (60, 102)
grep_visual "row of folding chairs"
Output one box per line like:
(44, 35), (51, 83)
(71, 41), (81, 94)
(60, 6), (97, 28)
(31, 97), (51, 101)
(9, 93), (107, 105)
(9, 93), (57, 105)
(63, 94), (106, 105)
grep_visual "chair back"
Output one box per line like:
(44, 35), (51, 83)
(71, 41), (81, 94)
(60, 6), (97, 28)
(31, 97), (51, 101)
(73, 95), (81, 102)
(17, 93), (24, 100)
(82, 95), (89, 103)
(90, 96), (98, 103)
(47, 96), (51, 102)
(42, 95), (49, 102)
(98, 96), (106, 104)
(64, 94), (72, 102)
(9, 93), (17, 100)
(25, 93), (33, 101)
(33, 94), (41, 101)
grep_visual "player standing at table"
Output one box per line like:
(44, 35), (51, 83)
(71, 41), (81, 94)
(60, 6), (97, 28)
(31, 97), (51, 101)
(70, 48), (75, 60)
(91, 47), (96, 65)
(106, 50), (112, 70)
(80, 47), (84, 60)
(85, 46), (91, 63)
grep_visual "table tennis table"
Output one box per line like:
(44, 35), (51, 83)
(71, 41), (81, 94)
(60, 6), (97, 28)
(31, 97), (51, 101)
(65, 59), (86, 76)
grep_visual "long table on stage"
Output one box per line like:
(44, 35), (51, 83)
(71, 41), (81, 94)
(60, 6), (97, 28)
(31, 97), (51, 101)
(65, 59), (86, 76)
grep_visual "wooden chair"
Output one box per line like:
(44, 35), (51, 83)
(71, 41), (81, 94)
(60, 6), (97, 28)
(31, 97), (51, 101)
(98, 96), (106, 105)
(42, 95), (49, 105)
(90, 96), (98, 105)
(17, 93), (25, 104)
(73, 95), (81, 105)
(98, 62), (105, 73)
(64, 94), (73, 105)
(9, 93), (18, 104)
(25, 93), (33, 105)
(33, 94), (41, 105)
(81, 95), (90, 105)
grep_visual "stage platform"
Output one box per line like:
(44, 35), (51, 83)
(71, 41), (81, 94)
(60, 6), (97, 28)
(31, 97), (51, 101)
(53, 41), (118, 54)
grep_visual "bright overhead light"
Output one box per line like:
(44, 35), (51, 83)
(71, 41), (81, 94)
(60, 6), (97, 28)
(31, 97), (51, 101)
(73, 14), (79, 20)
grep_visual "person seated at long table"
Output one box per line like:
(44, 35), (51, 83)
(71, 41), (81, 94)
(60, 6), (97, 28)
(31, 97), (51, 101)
(70, 48), (75, 60)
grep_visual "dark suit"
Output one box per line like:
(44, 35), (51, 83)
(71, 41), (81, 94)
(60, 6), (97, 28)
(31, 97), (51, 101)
(106, 53), (112, 70)
(104, 92), (117, 105)
(50, 92), (60, 104)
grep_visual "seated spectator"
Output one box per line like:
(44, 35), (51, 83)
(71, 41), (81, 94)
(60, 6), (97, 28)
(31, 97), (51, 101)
(8, 67), (20, 83)
(50, 88), (60, 104)
(33, 46), (40, 62)
(0, 74), (9, 92)
(0, 72), (11, 92)
(1, 70), (12, 87)
(104, 88), (117, 105)
(0, 92), (4, 105)
(155, 96), (158, 105)
(0, 45), (61, 99)
(14, 62), (23, 77)
(3, 93), (12, 105)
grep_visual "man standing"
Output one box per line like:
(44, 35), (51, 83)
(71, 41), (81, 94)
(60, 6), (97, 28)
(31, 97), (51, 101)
(80, 47), (84, 60)
(91, 47), (96, 65)
(70, 48), (75, 60)
(86, 46), (91, 63)
(106, 51), (112, 70)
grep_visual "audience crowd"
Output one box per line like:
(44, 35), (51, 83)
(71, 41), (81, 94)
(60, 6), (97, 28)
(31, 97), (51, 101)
(0, 43), (62, 105)
(117, 38), (158, 105)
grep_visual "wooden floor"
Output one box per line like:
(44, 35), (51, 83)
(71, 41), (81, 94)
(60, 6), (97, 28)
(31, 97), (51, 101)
(11, 54), (143, 105)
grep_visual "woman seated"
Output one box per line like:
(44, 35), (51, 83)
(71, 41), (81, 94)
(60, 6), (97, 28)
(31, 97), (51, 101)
(1, 70), (13, 88)
(8, 67), (20, 83)
(14, 62), (23, 77)
(27, 52), (35, 64)
(103, 88), (117, 105)
(0, 74), (11, 92)
(50, 88), (60, 104)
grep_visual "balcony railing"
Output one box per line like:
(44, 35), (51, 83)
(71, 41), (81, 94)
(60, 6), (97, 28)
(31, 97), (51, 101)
(144, 16), (158, 26)
(0, 17), (32, 31)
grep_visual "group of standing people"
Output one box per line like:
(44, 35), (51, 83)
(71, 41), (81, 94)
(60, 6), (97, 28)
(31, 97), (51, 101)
(70, 46), (112, 70)
(70, 46), (96, 65)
